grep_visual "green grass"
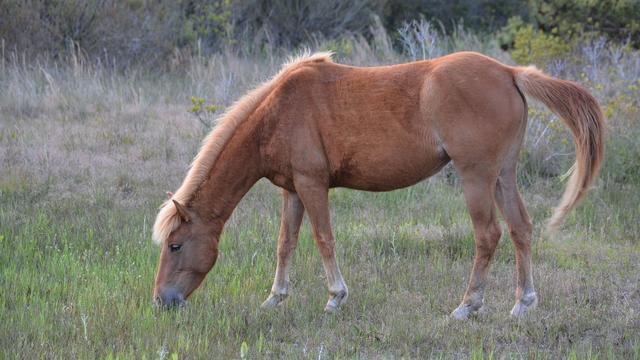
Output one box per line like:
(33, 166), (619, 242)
(2, 176), (639, 358)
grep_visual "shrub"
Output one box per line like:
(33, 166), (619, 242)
(532, 0), (640, 48)
(511, 24), (570, 66)
(0, 0), (183, 68)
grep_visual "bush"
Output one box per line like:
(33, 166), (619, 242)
(236, 0), (382, 47)
(510, 24), (570, 66)
(532, 0), (640, 48)
(0, 0), (184, 68)
(382, 0), (528, 34)
(2, 0), (638, 68)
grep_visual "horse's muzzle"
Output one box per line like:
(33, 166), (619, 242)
(154, 287), (186, 309)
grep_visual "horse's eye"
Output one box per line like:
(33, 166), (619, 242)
(169, 244), (182, 253)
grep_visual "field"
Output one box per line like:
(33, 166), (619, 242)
(1, 31), (640, 358)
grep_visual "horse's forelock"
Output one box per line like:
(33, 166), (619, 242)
(152, 200), (181, 245)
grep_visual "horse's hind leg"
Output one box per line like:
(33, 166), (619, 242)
(495, 164), (537, 317)
(261, 190), (305, 309)
(451, 166), (502, 320)
(294, 175), (348, 313)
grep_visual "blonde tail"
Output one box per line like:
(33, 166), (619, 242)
(513, 66), (605, 233)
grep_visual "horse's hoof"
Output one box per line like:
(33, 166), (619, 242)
(450, 300), (484, 320)
(324, 290), (348, 313)
(450, 305), (472, 320)
(260, 293), (288, 309)
(324, 303), (340, 313)
(510, 292), (538, 318)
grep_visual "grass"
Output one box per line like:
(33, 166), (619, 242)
(2, 177), (639, 358)
(1, 34), (639, 359)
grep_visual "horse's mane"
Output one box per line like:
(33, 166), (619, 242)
(152, 52), (333, 245)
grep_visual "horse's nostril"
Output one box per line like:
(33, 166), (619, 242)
(154, 288), (186, 310)
(177, 298), (186, 309)
(171, 298), (183, 308)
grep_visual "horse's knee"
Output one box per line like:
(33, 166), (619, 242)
(277, 237), (297, 259)
(509, 220), (533, 248)
(476, 222), (502, 253)
(488, 222), (502, 242)
(315, 235), (335, 258)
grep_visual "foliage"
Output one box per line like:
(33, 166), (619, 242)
(511, 24), (571, 66)
(179, 0), (234, 50)
(188, 96), (221, 129)
(228, 0), (383, 49)
(1, 0), (638, 68)
(0, 0), (184, 68)
(382, 0), (529, 34)
(496, 16), (526, 50)
(531, 0), (640, 47)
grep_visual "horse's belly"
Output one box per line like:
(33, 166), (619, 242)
(332, 141), (449, 191)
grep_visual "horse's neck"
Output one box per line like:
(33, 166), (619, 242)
(191, 127), (262, 225)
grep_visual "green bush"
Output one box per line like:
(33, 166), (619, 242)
(496, 16), (525, 50)
(511, 24), (570, 66)
(532, 0), (640, 48)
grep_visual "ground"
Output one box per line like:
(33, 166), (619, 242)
(1, 105), (638, 357)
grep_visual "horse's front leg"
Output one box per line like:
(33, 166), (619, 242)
(261, 190), (305, 309)
(294, 175), (348, 313)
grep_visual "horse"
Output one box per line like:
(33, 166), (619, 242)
(151, 51), (604, 319)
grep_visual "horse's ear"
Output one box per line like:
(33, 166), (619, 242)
(172, 200), (191, 223)
(166, 191), (174, 199)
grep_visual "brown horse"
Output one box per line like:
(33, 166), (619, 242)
(152, 52), (603, 319)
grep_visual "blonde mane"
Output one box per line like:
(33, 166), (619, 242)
(152, 52), (334, 244)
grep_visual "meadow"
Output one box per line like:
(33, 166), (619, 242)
(1, 24), (640, 358)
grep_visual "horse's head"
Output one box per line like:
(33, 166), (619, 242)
(153, 200), (218, 309)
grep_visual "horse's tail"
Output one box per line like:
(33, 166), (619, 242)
(513, 66), (605, 233)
